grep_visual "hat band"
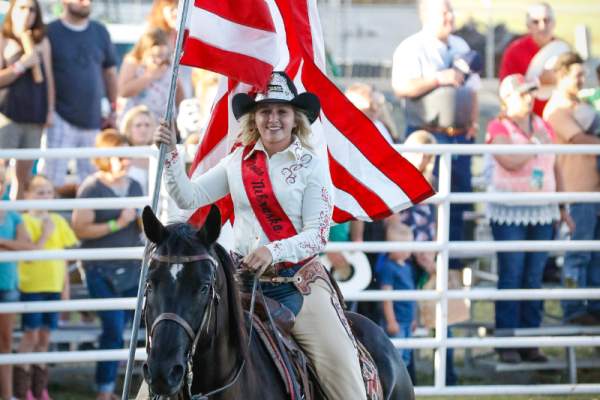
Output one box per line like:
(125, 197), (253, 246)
(255, 90), (294, 102)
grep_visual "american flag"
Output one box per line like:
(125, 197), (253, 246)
(178, 0), (434, 225)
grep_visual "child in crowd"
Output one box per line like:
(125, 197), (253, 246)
(14, 175), (78, 400)
(117, 27), (184, 123)
(400, 130), (438, 287)
(0, 160), (35, 400)
(120, 106), (156, 194)
(375, 221), (416, 368)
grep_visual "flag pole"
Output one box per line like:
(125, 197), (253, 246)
(121, 0), (192, 397)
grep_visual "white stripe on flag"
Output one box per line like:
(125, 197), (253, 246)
(333, 188), (370, 221)
(324, 118), (412, 211)
(193, 138), (229, 175)
(265, 0), (291, 71)
(187, 8), (280, 66)
(307, 1), (326, 69)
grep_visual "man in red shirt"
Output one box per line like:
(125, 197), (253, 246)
(499, 2), (557, 116)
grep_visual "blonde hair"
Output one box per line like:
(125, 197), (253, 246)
(345, 83), (373, 110)
(238, 106), (313, 149)
(25, 174), (54, 193)
(120, 105), (155, 145)
(386, 221), (414, 241)
(128, 27), (170, 62)
(404, 130), (437, 179)
(147, 0), (177, 33)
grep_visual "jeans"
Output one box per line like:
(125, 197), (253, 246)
(561, 203), (600, 320)
(446, 327), (457, 386)
(407, 127), (473, 270)
(86, 268), (138, 393)
(391, 323), (413, 367)
(255, 264), (304, 316)
(491, 222), (554, 331)
(0, 289), (19, 302)
(20, 292), (61, 330)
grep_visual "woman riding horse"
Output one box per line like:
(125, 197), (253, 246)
(154, 71), (367, 399)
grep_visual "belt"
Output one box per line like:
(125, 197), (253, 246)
(421, 125), (467, 137)
(273, 256), (316, 273)
(231, 251), (315, 276)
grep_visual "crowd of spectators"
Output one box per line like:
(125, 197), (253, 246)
(0, 0), (598, 397)
(345, 0), (599, 387)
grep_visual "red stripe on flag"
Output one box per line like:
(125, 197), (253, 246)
(285, 0), (313, 58)
(195, 0), (275, 32)
(327, 152), (392, 218)
(188, 195), (234, 228)
(304, 61), (434, 204)
(332, 207), (355, 224)
(181, 37), (274, 89)
(273, 0), (302, 76)
(188, 90), (229, 176)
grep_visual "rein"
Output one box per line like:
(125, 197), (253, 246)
(146, 252), (259, 400)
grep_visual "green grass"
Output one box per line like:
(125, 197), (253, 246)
(453, 0), (600, 59)
(422, 397), (600, 400)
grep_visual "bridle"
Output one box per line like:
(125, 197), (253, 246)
(145, 252), (256, 400)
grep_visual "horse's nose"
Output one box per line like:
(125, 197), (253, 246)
(143, 361), (186, 395)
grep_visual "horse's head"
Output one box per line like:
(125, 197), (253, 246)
(141, 205), (222, 396)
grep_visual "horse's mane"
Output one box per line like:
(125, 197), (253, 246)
(212, 242), (249, 362)
(160, 223), (200, 251)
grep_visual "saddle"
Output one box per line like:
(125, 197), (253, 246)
(238, 264), (383, 400)
(241, 293), (316, 400)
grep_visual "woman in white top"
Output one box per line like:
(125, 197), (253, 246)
(154, 71), (367, 400)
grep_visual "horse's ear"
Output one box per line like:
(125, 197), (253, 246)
(198, 205), (221, 245)
(142, 206), (167, 244)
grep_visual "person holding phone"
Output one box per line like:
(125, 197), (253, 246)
(117, 27), (184, 123)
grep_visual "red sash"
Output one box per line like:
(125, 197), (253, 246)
(241, 145), (298, 242)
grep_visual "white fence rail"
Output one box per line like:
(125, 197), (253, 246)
(1, 144), (600, 396)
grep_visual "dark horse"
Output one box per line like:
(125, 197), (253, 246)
(140, 205), (414, 399)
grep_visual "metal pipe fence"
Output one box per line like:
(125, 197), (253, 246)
(1, 144), (599, 396)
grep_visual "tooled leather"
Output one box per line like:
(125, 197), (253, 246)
(240, 292), (295, 335)
(250, 314), (313, 400)
(292, 259), (332, 296)
(251, 316), (296, 397)
(356, 338), (384, 400)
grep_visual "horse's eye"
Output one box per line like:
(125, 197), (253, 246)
(198, 284), (210, 294)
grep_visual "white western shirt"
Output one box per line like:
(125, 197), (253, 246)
(163, 138), (333, 264)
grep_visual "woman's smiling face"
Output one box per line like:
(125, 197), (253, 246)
(254, 103), (296, 152)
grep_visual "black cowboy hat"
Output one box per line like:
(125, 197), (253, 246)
(232, 71), (321, 123)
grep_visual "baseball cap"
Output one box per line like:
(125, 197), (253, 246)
(499, 74), (539, 100)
